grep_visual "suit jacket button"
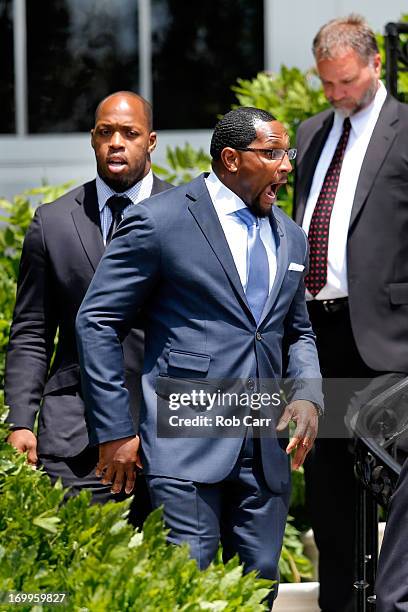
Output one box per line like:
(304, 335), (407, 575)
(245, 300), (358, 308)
(256, 331), (262, 341)
(247, 378), (255, 391)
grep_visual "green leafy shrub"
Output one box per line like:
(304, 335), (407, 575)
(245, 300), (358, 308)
(153, 143), (211, 186)
(280, 516), (313, 583)
(232, 67), (329, 147)
(0, 401), (271, 611)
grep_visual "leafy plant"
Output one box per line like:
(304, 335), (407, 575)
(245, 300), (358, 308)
(280, 516), (313, 583)
(0, 404), (272, 611)
(232, 67), (329, 147)
(153, 143), (211, 186)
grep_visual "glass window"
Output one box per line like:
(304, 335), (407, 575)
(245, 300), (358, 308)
(0, 0), (15, 133)
(151, 0), (264, 129)
(26, 0), (139, 133)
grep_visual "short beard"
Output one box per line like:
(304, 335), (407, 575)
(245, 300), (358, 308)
(247, 201), (270, 218)
(332, 76), (379, 117)
(97, 168), (135, 193)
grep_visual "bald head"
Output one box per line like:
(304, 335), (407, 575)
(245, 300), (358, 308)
(91, 90), (157, 192)
(94, 91), (153, 131)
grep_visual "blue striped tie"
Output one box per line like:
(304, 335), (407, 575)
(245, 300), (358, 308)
(234, 208), (269, 323)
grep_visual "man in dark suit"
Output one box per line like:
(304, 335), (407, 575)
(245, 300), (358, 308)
(5, 91), (172, 520)
(293, 15), (408, 612)
(76, 106), (322, 604)
(376, 457), (408, 611)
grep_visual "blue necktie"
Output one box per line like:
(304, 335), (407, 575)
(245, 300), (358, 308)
(234, 208), (270, 323)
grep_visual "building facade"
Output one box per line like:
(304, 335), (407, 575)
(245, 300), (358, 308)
(1, 0), (406, 197)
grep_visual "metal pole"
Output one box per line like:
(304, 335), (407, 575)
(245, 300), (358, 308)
(263, 0), (273, 71)
(13, 0), (28, 136)
(355, 446), (369, 612)
(385, 23), (399, 98)
(365, 492), (378, 609)
(138, 0), (152, 102)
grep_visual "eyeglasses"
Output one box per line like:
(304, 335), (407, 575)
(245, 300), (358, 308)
(235, 147), (297, 161)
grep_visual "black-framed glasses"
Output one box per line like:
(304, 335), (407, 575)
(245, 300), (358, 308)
(235, 147), (297, 161)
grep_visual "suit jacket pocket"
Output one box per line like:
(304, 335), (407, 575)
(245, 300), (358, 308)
(38, 390), (89, 457)
(43, 364), (80, 395)
(389, 283), (408, 305)
(167, 349), (211, 377)
(156, 374), (216, 401)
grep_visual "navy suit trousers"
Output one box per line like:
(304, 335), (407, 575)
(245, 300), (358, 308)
(146, 437), (290, 606)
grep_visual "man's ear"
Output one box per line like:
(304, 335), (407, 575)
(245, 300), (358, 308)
(148, 131), (157, 154)
(90, 128), (95, 150)
(373, 52), (382, 78)
(220, 147), (239, 173)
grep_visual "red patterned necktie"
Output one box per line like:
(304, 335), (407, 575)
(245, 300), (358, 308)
(305, 117), (351, 297)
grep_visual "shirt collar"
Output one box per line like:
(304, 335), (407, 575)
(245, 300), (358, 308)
(96, 170), (153, 212)
(205, 170), (247, 215)
(333, 80), (387, 137)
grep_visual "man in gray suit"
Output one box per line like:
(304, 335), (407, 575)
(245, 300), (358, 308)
(5, 91), (172, 522)
(76, 107), (322, 604)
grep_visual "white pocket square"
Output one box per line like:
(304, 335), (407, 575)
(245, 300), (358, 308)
(288, 262), (305, 272)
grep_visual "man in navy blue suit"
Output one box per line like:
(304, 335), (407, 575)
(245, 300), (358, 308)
(76, 107), (322, 602)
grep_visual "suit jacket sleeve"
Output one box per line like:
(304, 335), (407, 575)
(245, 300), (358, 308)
(5, 208), (58, 429)
(283, 231), (323, 410)
(76, 203), (161, 445)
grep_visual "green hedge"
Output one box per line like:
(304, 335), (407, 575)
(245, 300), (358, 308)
(0, 394), (272, 611)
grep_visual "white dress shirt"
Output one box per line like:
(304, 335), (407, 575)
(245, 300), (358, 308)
(205, 171), (277, 293)
(302, 81), (387, 300)
(96, 170), (154, 244)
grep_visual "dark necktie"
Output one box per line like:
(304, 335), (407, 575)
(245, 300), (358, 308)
(106, 195), (131, 245)
(234, 208), (270, 323)
(305, 117), (351, 297)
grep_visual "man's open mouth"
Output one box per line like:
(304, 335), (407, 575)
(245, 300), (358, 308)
(264, 182), (285, 203)
(107, 157), (128, 172)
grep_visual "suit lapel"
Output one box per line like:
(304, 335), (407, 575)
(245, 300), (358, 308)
(187, 175), (252, 318)
(71, 180), (104, 272)
(259, 209), (288, 324)
(349, 95), (399, 228)
(151, 174), (172, 195)
(295, 112), (334, 224)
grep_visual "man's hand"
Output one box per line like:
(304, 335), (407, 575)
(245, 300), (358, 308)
(96, 436), (141, 494)
(276, 400), (319, 470)
(7, 428), (38, 467)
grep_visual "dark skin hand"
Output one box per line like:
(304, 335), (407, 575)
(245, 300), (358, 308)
(276, 400), (319, 469)
(96, 435), (142, 494)
(7, 428), (38, 466)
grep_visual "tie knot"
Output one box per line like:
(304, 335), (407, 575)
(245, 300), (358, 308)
(106, 194), (131, 217)
(233, 207), (258, 229)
